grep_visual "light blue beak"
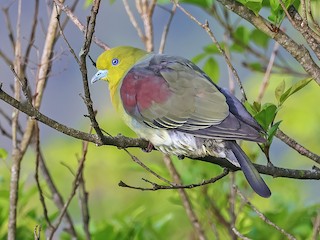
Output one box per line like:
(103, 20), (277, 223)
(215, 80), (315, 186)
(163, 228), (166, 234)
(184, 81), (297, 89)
(91, 70), (108, 84)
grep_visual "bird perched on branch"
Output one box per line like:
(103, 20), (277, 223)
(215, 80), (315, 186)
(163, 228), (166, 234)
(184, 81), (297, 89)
(91, 46), (271, 198)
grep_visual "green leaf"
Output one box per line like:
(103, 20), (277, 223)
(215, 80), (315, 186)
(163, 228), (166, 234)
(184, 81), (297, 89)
(279, 78), (313, 105)
(234, 26), (250, 46)
(267, 120), (282, 142)
(244, 101), (257, 115)
(203, 57), (219, 83)
(230, 43), (245, 53)
(180, 0), (214, 7)
(253, 101), (261, 112)
(254, 103), (277, 130)
(269, 0), (280, 11)
(236, 0), (263, 14)
(250, 29), (270, 48)
(275, 80), (285, 104)
(0, 148), (7, 159)
(246, 62), (263, 72)
(244, 0), (263, 14)
(203, 44), (221, 54)
(192, 52), (207, 64)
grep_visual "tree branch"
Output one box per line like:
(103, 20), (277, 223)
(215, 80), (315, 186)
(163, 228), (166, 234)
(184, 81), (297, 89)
(1, 86), (319, 181)
(216, 0), (320, 85)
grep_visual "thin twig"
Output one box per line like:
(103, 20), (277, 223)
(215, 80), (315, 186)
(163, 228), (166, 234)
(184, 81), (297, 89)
(9, 65), (32, 103)
(159, 4), (177, 54)
(307, 0), (320, 33)
(123, 149), (174, 185)
(1, 86), (320, 180)
(203, 188), (234, 237)
(56, 8), (80, 64)
(231, 227), (252, 240)
(162, 154), (207, 240)
(34, 123), (54, 231)
(276, 129), (320, 164)
(2, 5), (15, 51)
(216, 0), (320, 85)
(78, 0), (104, 141)
(38, 151), (78, 238)
(8, 1), (23, 238)
(235, 186), (296, 240)
(119, 168), (229, 190)
(123, 0), (145, 41)
(229, 172), (237, 240)
(53, 0), (109, 50)
(312, 211), (320, 240)
(23, 0), (39, 72)
(48, 142), (88, 239)
(300, 0), (307, 23)
(256, 42), (280, 103)
(78, 128), (93, 240)
(173, 1), (247, 101)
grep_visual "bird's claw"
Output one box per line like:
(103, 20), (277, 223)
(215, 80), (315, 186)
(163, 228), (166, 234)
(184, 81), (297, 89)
(142, 142), (154, 153)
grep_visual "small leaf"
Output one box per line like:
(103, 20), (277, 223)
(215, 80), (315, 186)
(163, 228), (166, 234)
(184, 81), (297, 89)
(269, 0), (280, 11)
(230, 43), (245, 53)
(0, 148), (8, 159)
(203, 44), (221, 54)
(250, 29), (270, 48)
(267, 120), (282, 142)
(275, 80), (285, 104)
(203, 57), (219, 83)
(244, 0), (263, 14)
(192, 53), (207, 64)
(253, 101), (261, 112)
(280, 78), (313, 105)
(233, 26), (250, 45)
(254, 103), (277, 130)
(246, 62), (263, 72)
(244, 101), (257, 115)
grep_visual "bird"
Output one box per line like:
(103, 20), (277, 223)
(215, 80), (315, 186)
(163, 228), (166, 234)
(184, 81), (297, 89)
(91, 46), (271, 198)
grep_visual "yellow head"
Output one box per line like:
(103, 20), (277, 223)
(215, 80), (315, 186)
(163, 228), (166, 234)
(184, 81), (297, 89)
(91, 46), (148, 92)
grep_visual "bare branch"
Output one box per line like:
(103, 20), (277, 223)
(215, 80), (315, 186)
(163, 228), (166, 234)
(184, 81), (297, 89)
(216, 0), (320, 85)
(307, 0), (320, 33)
(173, 1), (247, 101)
(232, 227), (252, 240)
(77, 0), (104, 142)
(235, 186), (296, 240)
(284, 5), (320, 60)
(123, 0), (145, 42)
(1, 86), (319, 180)
(276, 129), (320, 164)
(8, 1), (23, 238)
(159, 4), (177, 54)
(256, 42), (280, 103)
(119, 167), (229, 190)
(53, 0), (109, 50)
(124, 149), (174, 185)
(312, 211), (320, 240)
(34, 123), (54, 231)
(48, 140), (88, 239)
(23, 0), (39, 72)
(78, 129), (92, 240)
(38, 151), (78, 238)
(162, 154), (207, 240)
(2, 4), (15, 51)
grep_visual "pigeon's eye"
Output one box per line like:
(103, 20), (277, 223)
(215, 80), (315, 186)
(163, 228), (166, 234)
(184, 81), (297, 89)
(112, 58), (119, 66)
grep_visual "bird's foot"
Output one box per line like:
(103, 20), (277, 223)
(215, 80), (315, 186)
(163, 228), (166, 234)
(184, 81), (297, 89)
(142, 142), (154, 153)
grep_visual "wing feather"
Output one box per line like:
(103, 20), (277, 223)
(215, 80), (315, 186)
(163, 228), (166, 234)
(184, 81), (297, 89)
(120, 54), (265, 142)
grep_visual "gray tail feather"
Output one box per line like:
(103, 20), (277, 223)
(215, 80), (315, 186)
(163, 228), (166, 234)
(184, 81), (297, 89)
(227, 141), (271, 198)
